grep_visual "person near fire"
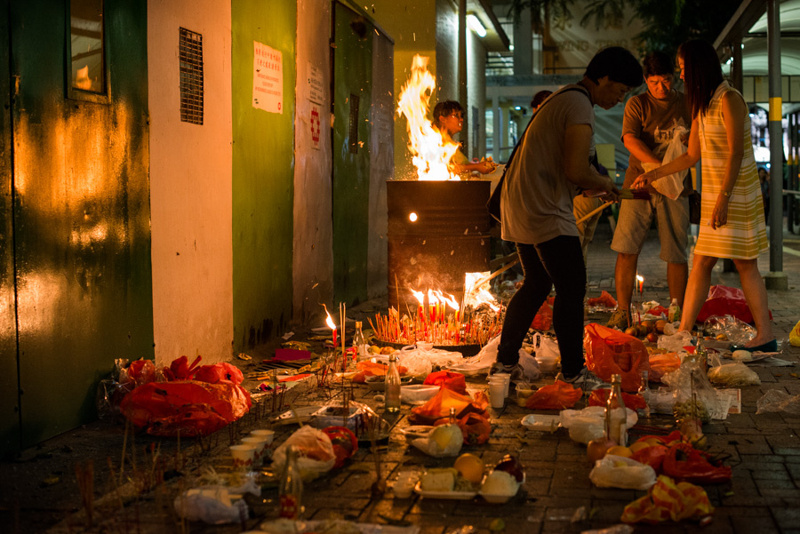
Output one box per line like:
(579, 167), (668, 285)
(633, 40), (775, 352)
(432, 100), (496, 176)
(607, 51), (692, 330)
(493, 47), (642, 384)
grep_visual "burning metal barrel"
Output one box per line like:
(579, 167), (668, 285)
(387, 180), (491, 311)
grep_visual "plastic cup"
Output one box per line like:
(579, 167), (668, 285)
(250, 429), (275, 446)
(241, 437), (270, 465)
(489, 382), (506, 409)
(394, 470), (418, 499)
(230, 444), (257, 470)
(489, 375), (510, 397)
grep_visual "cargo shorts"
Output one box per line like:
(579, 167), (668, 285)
(610, 193), (689, 263)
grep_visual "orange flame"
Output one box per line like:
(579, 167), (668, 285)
(410, 289), (425, 305)
(325, 309), (336, 330)
(397, 55), (460, 181)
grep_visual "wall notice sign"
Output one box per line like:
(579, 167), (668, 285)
(310, 103), (321, 150)
(253, 41), (283, 113)
(308, 63), (324, 105)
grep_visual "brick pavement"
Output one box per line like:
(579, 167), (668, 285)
(33, 220), (800, 533)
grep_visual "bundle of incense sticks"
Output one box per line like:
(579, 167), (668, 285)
(368, 307), (502, 347)
(619, 188), (651, 200)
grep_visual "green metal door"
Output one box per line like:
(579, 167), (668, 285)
(332, 3), (373, 305)
(3, 0), (153, 453)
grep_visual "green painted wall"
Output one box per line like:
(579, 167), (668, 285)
(4, 0), (152, 453)
(332, 3), (373, 305)
(232, 0), (296, 349)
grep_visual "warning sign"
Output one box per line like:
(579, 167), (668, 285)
(253, 41), (283, 113)
(310, 104), (321, 150)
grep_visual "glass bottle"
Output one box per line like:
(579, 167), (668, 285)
(636, 370), (651, 419)
(279, 445), (303, 519)
(694, 339), (708, 374)
(352, 321), (367, 360)
(385, 354), (401, 413)
(668, 298), (681, 323)
(605, 374), (628, 446)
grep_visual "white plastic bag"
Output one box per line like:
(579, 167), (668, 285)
(652, 125), (688, 200)
(756, 389), (800, 415)
(707, 362), (761, 387)
(174, 477), (259, 524)
(560, 407), (637, 445)
(589, 455), (657, 490)
(272, 425), (336, 481)
(657, 330), (693, 353)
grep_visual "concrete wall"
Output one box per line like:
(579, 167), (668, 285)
(467, 30), (487, 159)
(149, 0), (233, 365)
(435, 0), (458, 102)
(293, 0), (333, 323)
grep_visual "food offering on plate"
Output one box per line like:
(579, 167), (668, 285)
(414, 467), (479, 499)
(478, 454), (524, 503)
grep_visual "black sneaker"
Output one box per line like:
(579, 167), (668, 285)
(560, 369), (607, 391)
(490, 362), (525, 384)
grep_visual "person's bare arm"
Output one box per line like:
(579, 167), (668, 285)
(623, 134), (662, 165)
(563, 124), (619, 199)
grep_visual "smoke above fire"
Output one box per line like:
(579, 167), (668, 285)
(396, 55), (460, 181)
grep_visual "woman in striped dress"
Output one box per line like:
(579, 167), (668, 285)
(633, 39), (775, 352)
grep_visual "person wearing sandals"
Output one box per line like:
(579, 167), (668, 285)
(633, 40), (776, 352)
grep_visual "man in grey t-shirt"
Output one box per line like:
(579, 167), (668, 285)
(494, 47), (642, 384)
(608, 51), (692, 330)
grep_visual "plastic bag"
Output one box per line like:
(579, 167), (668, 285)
(411, 423), (464, 457)
(322, 426), (358, 469)
(707, 362), (761, 387)
(583, 323), (650, 392)
(174, 477), (259, 524)
(756, 389), (800, 415)
(423, 371), (467, 394)
(409, 387), (489, 425)
(652, 126), (688, 200)
(525, 380), (582, 410)
(662, 443), (731, 484)
(531, 298), (553, 330)
(194, 362), (244, 385)
(703, 315), (756, 346)
(120, 381), (252, 437)
(272, 425), (336, 481)
(696, 285), (772, 325)
(663, 360), (724, 421)
(790, 318), (800, 347)
(586, 290), (617, 310)
(589, 455), (657, 490)
(435, 412), (491, 445)
(621, 475), (714, 524)
(656, 330), (694, 353)
(561, 406), (638, 444)
(631, 445), (669, 472)
(648, 352), (682, 383)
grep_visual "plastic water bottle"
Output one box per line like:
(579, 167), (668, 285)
(605, 374), (627, 446)
(279, 445), (303, 519)
(668, 298), (681, 322)
(385, 354), (401, 413)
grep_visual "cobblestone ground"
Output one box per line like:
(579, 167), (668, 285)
(4, 222), (800, 534)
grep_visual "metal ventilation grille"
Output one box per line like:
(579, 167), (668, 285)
(179, 28), (204, 125)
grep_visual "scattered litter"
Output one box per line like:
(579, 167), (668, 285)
(282, 331), (295, 340)
(756, 390), (800, 415)
(236, 353), (252, 361)
(707, 362), (761, 387)
(581, 525), (633, 534)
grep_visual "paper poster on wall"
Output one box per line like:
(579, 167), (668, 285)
(253, 41), (283, 113)
(310, 103), (321, 150)
(308, 63), (324, 105)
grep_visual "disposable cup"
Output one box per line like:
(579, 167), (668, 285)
(394, 470), (418, 499)
(230, 444), (257, 470)
(241, 437), (270, 465)
(489, 375), (510, 397)
(250, 429), (275, 446)
(489, 382), (506, 409)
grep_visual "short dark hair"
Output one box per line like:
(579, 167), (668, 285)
(585, 46), (643, 88)
(678, 40), (724, 118)
(432, 100), (463, 127)
(531, 90), (552, 110)
(642, 51), (674, 78)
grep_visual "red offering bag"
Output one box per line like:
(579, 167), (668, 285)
(587, 290), (617, 308)
(648, 352), (682, 383)
(409, 387), (489, 425)
(434, 412), (492, 445)
(583, 323), (650, 392)
(588, 388), (647, 411)
(194, 362), (245, 385)
(525, 380), (582, 410)
(662, 443), (732, 484)
(423, 371), (467, 394)
(696, 284), (772, 324)
(531, 299), (553, 331)
(631, 445), (669, 472)
(322, 426), (358, 469)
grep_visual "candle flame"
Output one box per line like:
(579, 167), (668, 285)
(396, 55), (460, 181)
(636, 274), (644, 284)
(410, 288), (425, 305)
(325, 309), (336, 330)
(427, 289), (440, 304)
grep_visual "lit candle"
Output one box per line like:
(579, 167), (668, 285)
(636, 274), (644, 296)
(325, 307), (337, 347)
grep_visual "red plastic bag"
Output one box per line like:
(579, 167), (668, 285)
(120, 381), (252, 437)
(588, 388), (647, 411)
(531, 298), (554, 331)
(662, 443), (732, 484)
(696, 284), (772, 324)
(423, 371), (466, 394)
(194, 362), (244, 385)
(583, 323), (650, 392)
(648, 352), (682, 383)
(631, 445), (669, 472)
(322, 426), (358, 469)
(163, 355), (202, 381)
(435, 412), (492, 445)
(127, 358), (156, 386)
(525, 380), (582, 410)
(587, 290), (617, 308)
(409, 388), (489, 425)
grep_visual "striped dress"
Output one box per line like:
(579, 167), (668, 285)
(695, 81), (768, 259)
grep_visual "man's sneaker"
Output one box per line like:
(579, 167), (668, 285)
(490, 362), (525, 384)
(560, 369), (608, 391)
(606, 307), (632, 330)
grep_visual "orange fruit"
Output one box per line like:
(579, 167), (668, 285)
(606, 445), (633, 458)
(629, 441), (651, 453)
